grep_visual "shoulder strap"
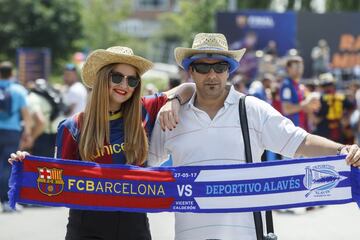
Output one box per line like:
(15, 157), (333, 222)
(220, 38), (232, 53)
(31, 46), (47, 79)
(239, 95), (275, 239)
(239, 95), (253, 163)
(239, 95), (263, 240)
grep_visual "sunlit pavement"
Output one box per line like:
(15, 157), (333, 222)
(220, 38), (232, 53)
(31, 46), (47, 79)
(0, 203), (359, 240)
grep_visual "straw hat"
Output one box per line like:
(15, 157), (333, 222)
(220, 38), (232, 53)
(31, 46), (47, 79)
(174, 33), (246, 72)
(81, 46), (153, 88)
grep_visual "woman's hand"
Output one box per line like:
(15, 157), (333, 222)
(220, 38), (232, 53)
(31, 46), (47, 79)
(8, 151), (29, 165)
(158, 98), (181, 131)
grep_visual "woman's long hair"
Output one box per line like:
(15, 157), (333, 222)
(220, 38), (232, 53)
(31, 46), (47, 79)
(79, 63), (148, 165)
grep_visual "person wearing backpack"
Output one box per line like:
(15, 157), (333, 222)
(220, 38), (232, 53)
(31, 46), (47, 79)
(0, 61), (32, 212)
(25, 78), (66, 157)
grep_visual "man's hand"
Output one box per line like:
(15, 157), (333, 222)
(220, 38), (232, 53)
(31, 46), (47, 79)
(158, 99), (180, 131)
(340, 144), (360, 167)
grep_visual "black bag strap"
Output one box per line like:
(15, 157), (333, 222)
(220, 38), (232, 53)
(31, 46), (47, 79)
(239, 96), (253, 162)
(239, 95), (275, 239)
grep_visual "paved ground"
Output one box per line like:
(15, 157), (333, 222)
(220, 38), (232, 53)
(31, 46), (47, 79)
(0, 203), (359, 239)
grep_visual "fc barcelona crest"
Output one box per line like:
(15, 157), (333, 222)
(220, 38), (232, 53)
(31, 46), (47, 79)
(37, 167), (64, 196)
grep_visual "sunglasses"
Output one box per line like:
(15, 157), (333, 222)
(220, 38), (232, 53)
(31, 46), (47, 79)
(191, 62), (230, 74)
(110, 72), (140, 88)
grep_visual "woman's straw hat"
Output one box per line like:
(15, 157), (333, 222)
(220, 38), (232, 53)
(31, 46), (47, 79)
(174, 33), (246, 71)
(81, 46), (153, 88)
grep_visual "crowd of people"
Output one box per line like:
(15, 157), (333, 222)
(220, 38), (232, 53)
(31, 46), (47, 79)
(0, 61), (88, 212)
(230, 51), (360, 150)
(2, 32), (360, 240)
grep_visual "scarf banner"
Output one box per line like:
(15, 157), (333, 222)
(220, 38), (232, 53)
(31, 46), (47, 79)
(8, 155), (360, 213)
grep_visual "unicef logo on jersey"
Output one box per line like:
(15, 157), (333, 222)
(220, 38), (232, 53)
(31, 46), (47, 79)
(303, 165), (347, 198)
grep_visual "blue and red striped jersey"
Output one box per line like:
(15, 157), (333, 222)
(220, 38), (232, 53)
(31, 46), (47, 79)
(280, 78), (306, 129)
(55, 93), (167, 164)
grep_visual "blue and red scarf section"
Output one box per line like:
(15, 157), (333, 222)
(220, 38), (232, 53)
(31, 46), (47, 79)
(8, 155), (360, 213)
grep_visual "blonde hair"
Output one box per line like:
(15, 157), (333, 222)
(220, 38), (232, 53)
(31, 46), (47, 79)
(79, 64), (148, 165)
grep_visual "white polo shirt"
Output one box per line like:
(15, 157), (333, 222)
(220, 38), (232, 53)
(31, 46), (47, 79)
(149, 86), (308, 240)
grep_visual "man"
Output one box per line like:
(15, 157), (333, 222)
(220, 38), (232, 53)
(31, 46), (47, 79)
(248, 73), (274, 103)
(0, 61), (32, 212)
(62, 64), (88, 116)
(280, 55), (320, 132)
(26, 79), (65, 157)
(311, 39), (330, 76)
(149, 33), (360, 240)
(313, 72), (354, 143)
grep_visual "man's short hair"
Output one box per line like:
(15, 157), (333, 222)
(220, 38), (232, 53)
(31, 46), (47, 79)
(0, 61), (13, 79)
(285, 55), (303, 68)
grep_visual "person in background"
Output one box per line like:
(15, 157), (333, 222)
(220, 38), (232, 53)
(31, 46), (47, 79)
(231, 31), (259, 86)
(311, 39), (330, 77)
(279, 56), (322, 213)
(248, 73), (274, 103)
(9, 46), (194, 239)
(313, 73), (353, 143)
(231, 74), (247, 94)
(0, 61), (32, 212)
(144, 83), (158, 95)
(280, 56), (320, 132)
(169, 77), (181, 90)
(263, 40), (278, 57)
(26, 78), (65, 157)
(62, 63), (88, 116)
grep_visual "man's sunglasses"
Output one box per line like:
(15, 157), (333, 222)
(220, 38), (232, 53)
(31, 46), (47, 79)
(191, 62), (230, 74)
(110, 72), (140, 88)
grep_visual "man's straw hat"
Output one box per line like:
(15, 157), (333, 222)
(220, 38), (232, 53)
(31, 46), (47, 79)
(82, 46), (153, 88)
(174, 33), (246, 72)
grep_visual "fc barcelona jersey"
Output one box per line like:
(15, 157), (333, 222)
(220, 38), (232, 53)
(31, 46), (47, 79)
(280, 78), (306, 129)
(55, 93), (167, 164)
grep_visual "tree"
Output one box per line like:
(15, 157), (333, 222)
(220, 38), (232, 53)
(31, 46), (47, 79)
(326, 0), (360, 11)
(80, 0), (132, 51)
(157, 0), (227, 48)
(236, 0), (270, 9)
(0, 0), (83, 67)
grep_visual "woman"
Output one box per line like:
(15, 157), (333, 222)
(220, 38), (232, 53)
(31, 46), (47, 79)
(9, 46), (193, 240)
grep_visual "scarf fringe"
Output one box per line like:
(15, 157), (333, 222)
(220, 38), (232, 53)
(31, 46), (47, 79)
(351, 166), (360, 208)
(7, 161), (23, 209)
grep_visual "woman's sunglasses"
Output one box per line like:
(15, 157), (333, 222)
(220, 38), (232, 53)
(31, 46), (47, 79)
(191, 62), (230, 74)
(110, 72), (140, 88)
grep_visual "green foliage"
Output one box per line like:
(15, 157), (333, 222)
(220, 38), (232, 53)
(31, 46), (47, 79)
(0, 0), (82, 68)
(157, 0), (227, 47)
(236, 0), (270, 9)
(326, 0), (360, 11)
(80, 0), (132, 50)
